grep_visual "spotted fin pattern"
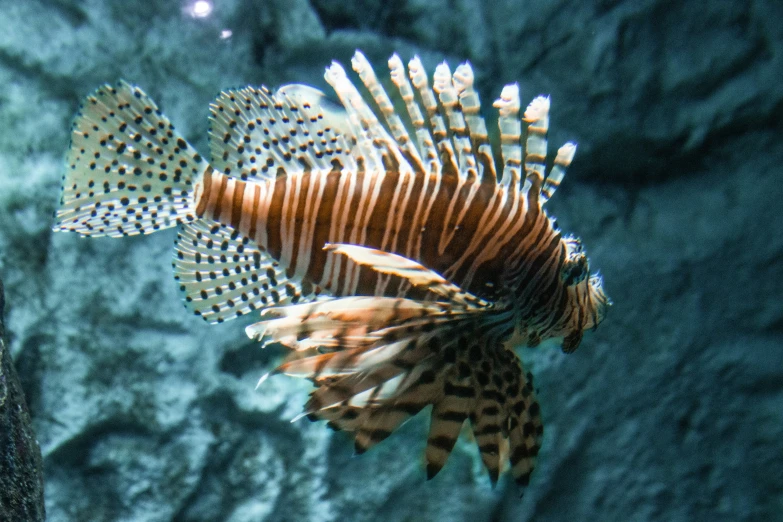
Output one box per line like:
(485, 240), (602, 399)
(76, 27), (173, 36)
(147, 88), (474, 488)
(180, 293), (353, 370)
(173, 220), (319, 323)
(54, 81), (206, 237)
(208, 85), (355, 181)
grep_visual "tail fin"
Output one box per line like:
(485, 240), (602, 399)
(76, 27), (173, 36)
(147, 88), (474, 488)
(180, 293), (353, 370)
(54, 81), (207, 237)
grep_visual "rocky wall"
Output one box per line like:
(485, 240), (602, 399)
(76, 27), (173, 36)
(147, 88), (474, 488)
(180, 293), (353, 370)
(0, 1), (781, 520)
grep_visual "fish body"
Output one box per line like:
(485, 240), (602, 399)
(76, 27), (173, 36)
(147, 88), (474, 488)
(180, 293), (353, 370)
(199, 160), (521, 301)
(54, 51), (610, 488)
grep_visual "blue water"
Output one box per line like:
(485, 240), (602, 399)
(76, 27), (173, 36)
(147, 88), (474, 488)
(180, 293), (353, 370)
(0, 1), (781, 520)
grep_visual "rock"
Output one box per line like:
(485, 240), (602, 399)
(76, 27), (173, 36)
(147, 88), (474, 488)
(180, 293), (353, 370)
(0, 1), (781, 521)
(0, 279), (46, 521)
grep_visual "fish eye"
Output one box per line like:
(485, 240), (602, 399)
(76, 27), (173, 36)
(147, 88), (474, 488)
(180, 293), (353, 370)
(561, 253), (588, 285)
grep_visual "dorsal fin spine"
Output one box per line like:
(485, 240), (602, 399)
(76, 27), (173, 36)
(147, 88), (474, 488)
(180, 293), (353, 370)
(493, 84), (523, 189)
(541, 142), (576, 204)
(408, 56), (460, 177)
(523, 96), (550, 195)
(388, 54), (439, 169)
(433, 62), (477, 182)
(323, 61), (384, 170)
(452, 63), (498, 184)
(351, 51), (424, 172)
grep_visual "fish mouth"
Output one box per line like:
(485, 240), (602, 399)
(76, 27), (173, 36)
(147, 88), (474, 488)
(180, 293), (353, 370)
(589, 274), (611, 328)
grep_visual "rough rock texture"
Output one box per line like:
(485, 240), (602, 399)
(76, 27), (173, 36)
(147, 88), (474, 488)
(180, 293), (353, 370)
(0, 280), (46, 520)
(0, 0), (782, 521)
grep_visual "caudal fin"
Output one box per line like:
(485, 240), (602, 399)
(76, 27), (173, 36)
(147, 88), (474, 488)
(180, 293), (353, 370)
(54, 81), (207, 237)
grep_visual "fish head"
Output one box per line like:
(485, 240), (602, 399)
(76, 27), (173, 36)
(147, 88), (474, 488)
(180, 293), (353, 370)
(528, 235), (611, 353)
(557, 272), (611, 353)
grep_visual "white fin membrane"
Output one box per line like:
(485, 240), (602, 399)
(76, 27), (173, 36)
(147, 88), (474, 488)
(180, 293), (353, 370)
(207, 84), (356, 182)
(173, 220), (320, 323)
(54, 81), (206, 237)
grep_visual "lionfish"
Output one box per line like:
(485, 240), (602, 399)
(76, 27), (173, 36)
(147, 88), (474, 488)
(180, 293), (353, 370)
(53, 51), (610, 488)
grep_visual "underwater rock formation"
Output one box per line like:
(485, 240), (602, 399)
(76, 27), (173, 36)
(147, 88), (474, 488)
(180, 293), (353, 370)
(0, 280), (45, 521)
(0, 1), (781, 521)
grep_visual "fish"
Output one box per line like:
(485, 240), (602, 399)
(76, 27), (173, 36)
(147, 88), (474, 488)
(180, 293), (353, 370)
(53, 50), (611, 488)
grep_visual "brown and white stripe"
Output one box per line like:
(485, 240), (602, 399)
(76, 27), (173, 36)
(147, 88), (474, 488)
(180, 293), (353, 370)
(193, 154), (560, 305)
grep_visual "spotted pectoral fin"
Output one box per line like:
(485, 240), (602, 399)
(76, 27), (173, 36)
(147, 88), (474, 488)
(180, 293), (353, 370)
(245, 244), (544, 486)
(247, 279), (544, 486)
(172, 219), (319, 323)
(252, 295), (473, 458)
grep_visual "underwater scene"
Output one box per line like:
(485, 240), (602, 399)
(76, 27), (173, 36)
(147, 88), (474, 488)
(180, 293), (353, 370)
(1, 1), (781, 521)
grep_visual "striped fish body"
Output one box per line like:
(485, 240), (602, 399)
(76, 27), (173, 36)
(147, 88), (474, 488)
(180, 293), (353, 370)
(53, 51), (610, 490)
(195, 164), (543, 303)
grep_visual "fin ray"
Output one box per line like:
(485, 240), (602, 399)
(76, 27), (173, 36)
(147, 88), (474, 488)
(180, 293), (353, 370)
(351, 51), (425, 173)
(408, 56), (460, 178)
(493, 84), (523, 189)
(388, 54), (440, 171)
(541, 142), (576, 204)
(523, 96), (550, 195)
(452, 62), (497, 184)
(425, 373), (473, 479)
(324, 243), (490, 308)
(433, 62), (477, 182)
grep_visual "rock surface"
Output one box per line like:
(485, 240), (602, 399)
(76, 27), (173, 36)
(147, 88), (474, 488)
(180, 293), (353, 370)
(0, 280), (46, 521)
(0, 0), (781, 521)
